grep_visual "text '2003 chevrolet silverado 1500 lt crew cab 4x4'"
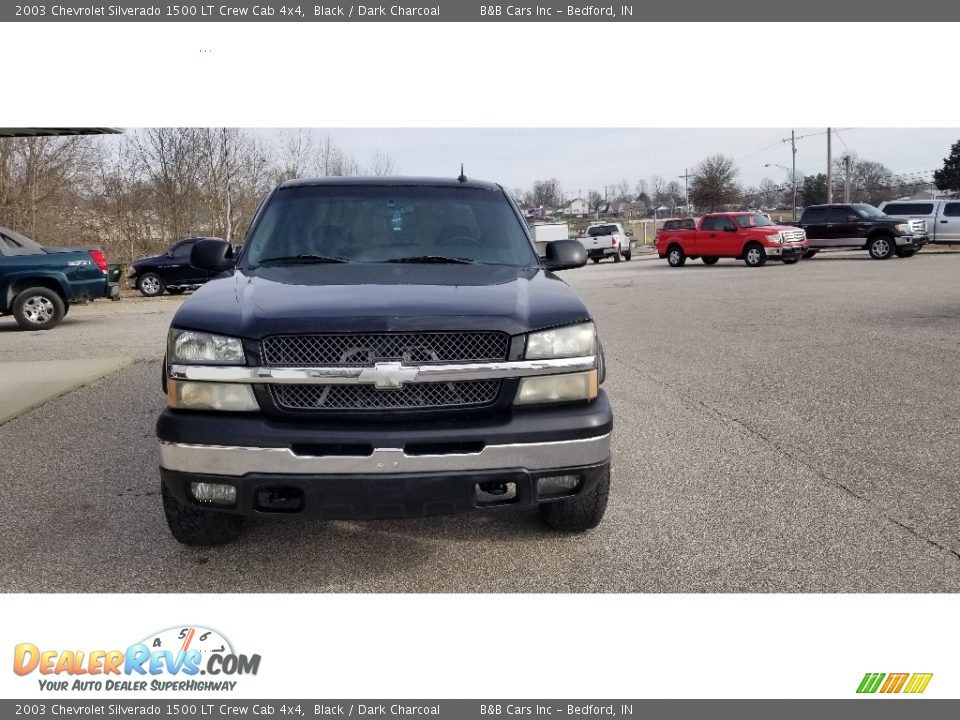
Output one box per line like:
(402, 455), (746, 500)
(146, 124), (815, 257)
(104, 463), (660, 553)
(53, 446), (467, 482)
(0, 225), (119, 330)
(654, 212), (807, 267)
(157, 177), (613, 546)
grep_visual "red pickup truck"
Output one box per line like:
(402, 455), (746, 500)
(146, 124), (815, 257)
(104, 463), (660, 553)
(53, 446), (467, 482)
(655, 212), (808, 267)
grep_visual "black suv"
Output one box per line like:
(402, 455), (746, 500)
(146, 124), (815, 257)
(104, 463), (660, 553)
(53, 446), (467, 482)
(157, 177), (613, 545)
(128, 237), (232, 297)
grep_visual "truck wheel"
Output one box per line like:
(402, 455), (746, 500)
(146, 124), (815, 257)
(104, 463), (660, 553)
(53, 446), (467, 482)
(868, 235), (894, 260)
(12, 287), (66, 330)
(623, 249), (632, 261)
(743, 243), (767, 267)
(591, 257), (600, 264)
(803, 250), (818, 259)
(161, 482), (243, 546)
(702, 256), (719, 265)
(613, 249), (622, 263)
(895, 248), (916, 258)
(782, 257), (800, 265)
(667, 245), (686, 267)
(540, 466), (610, 532)
(139, 272), (165, 297)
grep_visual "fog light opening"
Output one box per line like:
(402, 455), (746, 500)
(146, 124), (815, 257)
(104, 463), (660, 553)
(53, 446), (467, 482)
(189, 482), (237, 507)
(475, 481), (517, 506)
(537, 474), (581, 499)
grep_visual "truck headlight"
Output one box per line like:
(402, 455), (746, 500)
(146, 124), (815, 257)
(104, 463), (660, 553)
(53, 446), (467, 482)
(895, 223), (910, 233)
(515, 371), (598, 405)
(525, 322), (596, 359)
(169, 329), (245, 365)
(167, 380), (259, 411)
(768, 232), (783, 244)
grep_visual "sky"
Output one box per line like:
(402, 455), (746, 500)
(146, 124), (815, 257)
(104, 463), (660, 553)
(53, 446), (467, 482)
(255, 128), (959, 199)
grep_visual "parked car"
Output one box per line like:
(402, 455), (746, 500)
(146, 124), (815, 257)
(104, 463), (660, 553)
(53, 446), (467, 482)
(128, 237), (232, 297)
(0, 225), (118, 330)
(877, 199), (960, 245)
(581, 222), (632, 263)
(654, 212), (807, 267)
(156, 176), (612, 546)
(789, 204), (928, 259)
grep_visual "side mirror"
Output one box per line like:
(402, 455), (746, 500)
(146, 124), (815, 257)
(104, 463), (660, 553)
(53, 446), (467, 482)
(543, 239), (587, 271)
(191, 239), (234, 273)
(625, 230), (634, 237)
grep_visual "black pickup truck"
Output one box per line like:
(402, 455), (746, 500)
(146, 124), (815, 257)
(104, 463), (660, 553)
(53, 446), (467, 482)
(0, 225), (119, 330)
(790, 203), (928, 260)
(156, 177), (613, 545)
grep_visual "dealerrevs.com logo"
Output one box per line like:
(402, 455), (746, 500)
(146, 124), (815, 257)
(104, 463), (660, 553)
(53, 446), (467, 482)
(857, 673), (933, 695)
(13, 626), (261, 693)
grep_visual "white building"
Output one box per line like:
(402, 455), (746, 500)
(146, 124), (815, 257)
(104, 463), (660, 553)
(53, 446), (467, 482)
(562, 198), (589, 216)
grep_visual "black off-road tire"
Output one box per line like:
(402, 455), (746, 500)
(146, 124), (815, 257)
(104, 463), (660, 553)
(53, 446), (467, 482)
(803, 250), (818, 259)
(667, 245), (686, 267)
(540, 466), (610, 532)
(12, 287), (66, 330)
(591, 257), (600, 264)
(623, 249), (632, 261)
(782, 257), (800, 265)
(743, 242), (767, 267)
(702, 256), (719, 265)
(868, 235), (895, 260)
(613, 249), (622, 263)
(162, 481), (243, 546)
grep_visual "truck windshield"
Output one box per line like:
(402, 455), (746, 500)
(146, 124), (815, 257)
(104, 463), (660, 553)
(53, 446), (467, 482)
(852, 204), (886, 218)
(733, 213), (776, 228)
(242, 185), (536, 268)
(588, 225), (617, 236)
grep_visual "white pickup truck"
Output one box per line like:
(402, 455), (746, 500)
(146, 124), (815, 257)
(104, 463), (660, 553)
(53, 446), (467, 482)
(878, 199), (960, 244)
(580, 222), (632, 263)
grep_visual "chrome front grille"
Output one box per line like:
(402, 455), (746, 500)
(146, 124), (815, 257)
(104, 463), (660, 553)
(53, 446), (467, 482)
(781, 229), (806, 243)
(271, 380), (502, 411)
(909, 219), (927, 234)
(261, 332), (509, 366)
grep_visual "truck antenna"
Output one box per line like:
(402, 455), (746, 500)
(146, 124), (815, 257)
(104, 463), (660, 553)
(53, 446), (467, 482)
(457, 163), (467, 183)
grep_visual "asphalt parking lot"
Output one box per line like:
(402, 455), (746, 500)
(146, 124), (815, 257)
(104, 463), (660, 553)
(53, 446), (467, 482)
(2, 250), (959, 592)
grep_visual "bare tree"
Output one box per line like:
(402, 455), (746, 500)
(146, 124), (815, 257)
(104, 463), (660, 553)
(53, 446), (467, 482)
(368, 150), (396, 176)
(531, 178), (563, 209)
(587, 190), (606, 216)
(690, 154), (740, 211)
(757, 177), (780, 208)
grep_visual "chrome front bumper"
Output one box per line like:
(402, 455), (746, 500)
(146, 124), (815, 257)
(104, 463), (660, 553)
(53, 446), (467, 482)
(160, 433), (611, 477)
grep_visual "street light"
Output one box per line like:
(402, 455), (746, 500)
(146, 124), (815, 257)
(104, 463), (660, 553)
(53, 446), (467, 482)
(766, 162), (797, 220)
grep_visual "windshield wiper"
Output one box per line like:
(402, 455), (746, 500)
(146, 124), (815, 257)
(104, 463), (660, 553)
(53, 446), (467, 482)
(258, 254), (351, 265)
(382, 255), (475, 265)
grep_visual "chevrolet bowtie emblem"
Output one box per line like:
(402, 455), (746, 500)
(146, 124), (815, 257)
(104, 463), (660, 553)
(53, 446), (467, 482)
(358, 362), (420, 389)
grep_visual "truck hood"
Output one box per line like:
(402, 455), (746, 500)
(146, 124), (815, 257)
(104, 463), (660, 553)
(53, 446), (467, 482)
(171, 264), (591, 339)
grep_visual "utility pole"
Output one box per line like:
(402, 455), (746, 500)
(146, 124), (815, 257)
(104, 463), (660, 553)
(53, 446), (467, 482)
(782, 130), (798, 220)
(843, 154), (852, 203)
(826, 127), (832, 204)
(678, 169), (690, 216)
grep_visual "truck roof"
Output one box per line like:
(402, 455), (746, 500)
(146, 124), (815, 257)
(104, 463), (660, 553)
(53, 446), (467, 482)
(278, 176), (503, 191)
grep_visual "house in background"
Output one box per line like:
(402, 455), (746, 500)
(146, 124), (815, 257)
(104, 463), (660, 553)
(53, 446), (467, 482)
(562, 198), (589, 216)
